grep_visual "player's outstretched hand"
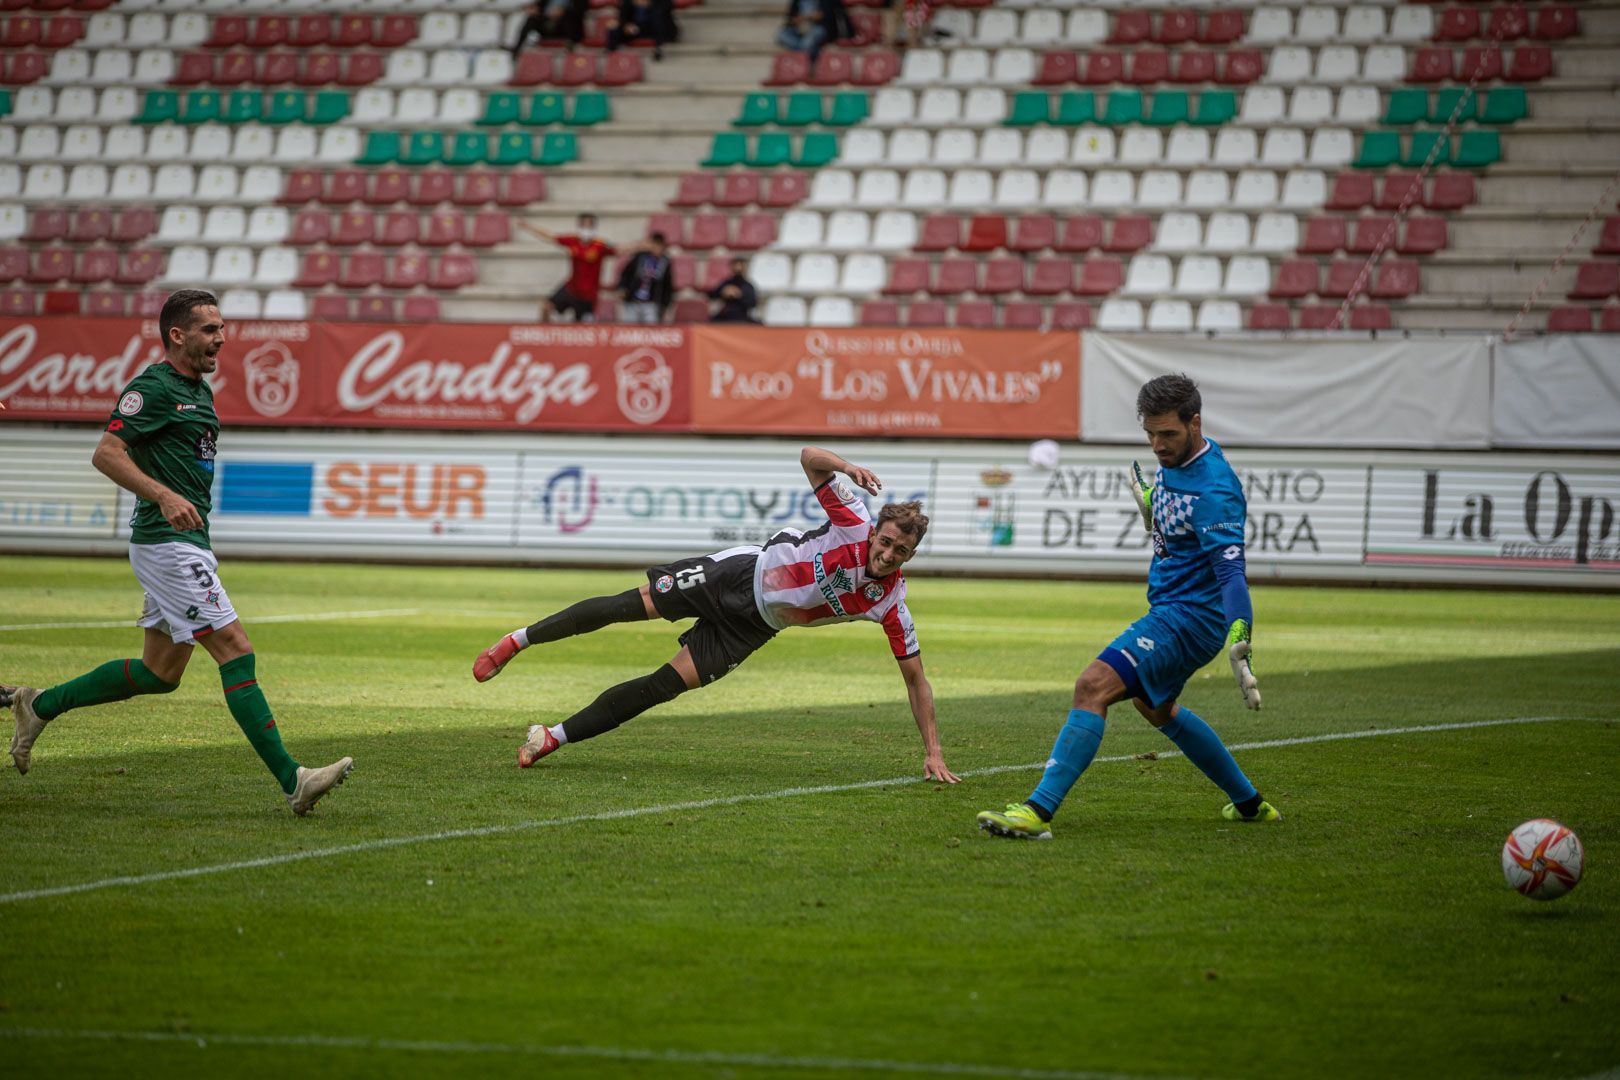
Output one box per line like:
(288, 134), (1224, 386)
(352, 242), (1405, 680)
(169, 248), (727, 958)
(159, 491), (203, 532)
(1130, 461), (1154, 534)
(1226, 619), (1261, 711)
(924, 754), (960, 784)
(844, 462), (884, 496)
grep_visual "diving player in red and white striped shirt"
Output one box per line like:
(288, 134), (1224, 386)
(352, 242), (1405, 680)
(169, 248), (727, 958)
(473, 446), (960, 784)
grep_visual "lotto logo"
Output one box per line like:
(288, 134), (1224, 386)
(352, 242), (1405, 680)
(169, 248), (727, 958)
(1223, 545), (1242, 560)
(655, 574), (674, 593)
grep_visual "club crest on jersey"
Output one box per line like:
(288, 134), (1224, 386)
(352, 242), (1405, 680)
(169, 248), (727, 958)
(655, 574), (674, 593)
(863, 581), (884, 602)
(118, 391), (144, 416)
(812, 553), (852, 616)
(833, 479), (854, 503)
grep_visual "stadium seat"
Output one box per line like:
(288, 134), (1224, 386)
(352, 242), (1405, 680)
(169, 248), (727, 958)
(1533, 5), (1578, 40)
(1570, 261), (1620, 300)
(1098, 299), (1144, 331)
(1350, 215), (1395, 255)
(1223, 256), (1270, 297)
(1247, 303), (1291, 331)
(1425, 173), (1475, 211)
(1320, 259), (1363, 299)
(1301, 216), (1346, 255)
(1379, 172), (1425, 211)
(1602, 306), (1620, 333)
(1271, 259), (1319, 299)
(1370, 259), (1419, 299)
(932, 257), (979, 296)
(884, 257), (929, 295)
(1545, 306), (1594, 333)
(1595, 218), (1620, 257)
(1173, 257), (1221, 297)
(1035, 51), (1078, 86)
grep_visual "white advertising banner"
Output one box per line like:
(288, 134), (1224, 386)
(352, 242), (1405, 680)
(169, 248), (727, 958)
(2, 427), (1615, 588)
(1493, 335), (1620, 449)
(1081, 333), (1494, 449)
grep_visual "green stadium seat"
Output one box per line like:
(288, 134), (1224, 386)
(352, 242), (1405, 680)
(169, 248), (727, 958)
(358, 130), (402, 165)
(782, 92), (823, 127)
(446, 131), (487, 166)
(735, 92), (778, 127)
(480, 92), (521, 126)
(825, 92), (867, 127)
(1006, 91), (1049, 126)
(536, 131), (577, 165)
(1405, 128), (1451, 167)
(136, 90), (179, 125)
(525, 92), (565, 126)
(181, 89), (221, 125)
(0, 90), (11, 119)
(403, 131), (444, 166)
(1354, 130), (1401, 169)
(1454, 130), (1501, 168)
(1100, 90), (1143, 126)
(1192, 90), (1235, 126)
(493, 131), (534, 165)
(795, 131), (838, 167)
(568, 91), (610, 126)
(1382, 88), (1428, 126)
(309, 91), (348, 125)
(1481, 87), (1527, 124)
(265, 90), (306, 124)
(223, 90), (262, 124)
(1054, 90), (1095, 126)
(751, 131), (793, 168)
(1146, 90), (1188, 126)
(1431, 87), (1478, 124)
(703, 132), (749, 167)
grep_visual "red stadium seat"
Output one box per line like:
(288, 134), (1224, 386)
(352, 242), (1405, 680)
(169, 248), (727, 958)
(1532, 5), (1578, 40)
(686, 213), (730, 250)
(23, 208), (68, 242)
(715, 173), (761, 208)
(1126, 48), (1169, 84)
(1370, 259), (1420, 299)
(251, 15), (291, 47)
(859, 299), (900, 326)
(1010, 214), (1057, 253)
(375, 15), (417, 47)
(383, 252), (428, 289)
(1298, 305), (1341, 331)
(298, 52), (339, 86)
(1546, 306), (1593, 332)
(260, 51), (298, 85)
(369, 169), (410, 206)
(1076, 256), (1123, 295)
(1321, 259), (1364, 299)
(511, 52), (553, 86)
(114, 249), (163, 285)
(215, 52), (258, 85)
(113, 207), (156, 243)
(281, 169), (324, 204)
(555, 53), (596, 87)
(1217, 49), (1261, 84)
(1350, 215), (1396, 255)
(1246, 303), (1291, 330)
(1050, 301), (1093, 329)
(1300, 216), (1346, 255)
(421, 210), (465, 247)
(953, 300), (996, 328)
(1109, 11), (1152, 44)
(1569, 261), (1620, 300)
(963, 215), (1008, 252)
(809, 50), (852, 86)
(340, 52), (382, 86)
(1488, 5), (1529, 41)
(1058, 215), (1104, 252)
(457, 170), (500, 206)
(334, 15), (372, 47)
(1398, 217), (1448, 255)
(1377, 172), (1424, 211)
(884, 257), (930, 294)
(1410, 47), (1454, 83)
(843, 11), (882, 46)
(981, 257), (1024, 295)
(27, 247), (73, 284)
(645, 212), (685, 247)
(1155, 9), (1198, 45)
(1199, 9), (1245, 44)
(1270, 259), (1319, 299)
(1595, 217), (1620, 256)
(1027, 257), (1075, 295)
(699, 256), (732, 292)
(1601, 306), (1620, 333)
(905, 301), (948, 327)
(916, 215), (961, 252)
(326, 169), (367, 204)
(1, 15), (40, 46)
(1034, 51), (1078, 86)
(600, 52), (643, 86)
(355, 295), (397, 321)
(670, 298), (710, 324)
(2, 52), (46, 85)
(332, 208), (375, 245)
(1002, 301), (1045, 329)
(429, 252), (479, 290)
(1104, 215), (1153, 253)
(310, 293), (352, 320)
(412, 169), (455, 206)
(670, 254), (696, 291)
(854, 49), (899, 86)
(293, 14), (331, 47)
(498, 170), (547, 206)
(734, 212), (777, 249)
(931, 257), (978, 296)
(0, 288), (35, 316)
(171, 52), (214, 85)
(376, 210), (419, 246)
(1435, 7), (1479, 42)
(291, 208), (331, 245)
(765, 51), (810, 86)
(1460, 46), (1502, 82)
(671, 172), (716, 207)
(0, 247), (28, 283)
(402, 295), (442, 323)
(1348, 303), (1393, 331)
(42, 289), (79, 315)
(84, 291), (126, 317)
(72, 248), (118, 284)
(1508, 45), (1552, 82)
(1426, 173), (1476, 210)
(338, 251), (384, 289)
(295, 251), (341, 289)
(1172, 50), (1216, 84)
(1081, 51), (1123, 85)
(205, 15), (248, 47)
(762, 172), (807, 206)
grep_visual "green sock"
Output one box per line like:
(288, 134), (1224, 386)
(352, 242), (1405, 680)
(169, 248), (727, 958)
(219, 653), (300, 794)
(33, 658), (178, 721)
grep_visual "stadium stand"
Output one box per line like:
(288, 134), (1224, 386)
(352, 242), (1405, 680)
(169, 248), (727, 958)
(0, 0), (1615, 330)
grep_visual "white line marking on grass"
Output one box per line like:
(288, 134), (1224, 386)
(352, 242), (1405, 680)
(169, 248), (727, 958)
(0, 609), (425, 632)
(0, 716), (1607, 907)
(0, 1027), (1175, 1080)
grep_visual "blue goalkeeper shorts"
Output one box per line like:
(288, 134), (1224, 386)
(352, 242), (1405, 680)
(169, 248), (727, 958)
(1099, 603), (1227, 708)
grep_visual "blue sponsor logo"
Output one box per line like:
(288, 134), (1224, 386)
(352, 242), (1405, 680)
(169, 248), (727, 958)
(219, 461), (314, 516)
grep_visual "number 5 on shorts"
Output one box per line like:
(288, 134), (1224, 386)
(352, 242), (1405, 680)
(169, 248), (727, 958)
(189, 562), (215, 588)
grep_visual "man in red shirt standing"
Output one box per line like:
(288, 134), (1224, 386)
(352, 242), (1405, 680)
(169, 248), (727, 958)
(521, 213), (616, 323)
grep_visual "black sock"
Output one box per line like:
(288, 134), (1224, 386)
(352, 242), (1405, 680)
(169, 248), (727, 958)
(1234, 793), (1264, 818)
(561, 664), (688, 743)
(1025, 799), (1054, 823)
(527, 589), (646, 645)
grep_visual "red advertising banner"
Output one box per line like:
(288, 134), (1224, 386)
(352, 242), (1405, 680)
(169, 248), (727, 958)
(0, 318), (692, 432)
(691, 326), (1081, 439)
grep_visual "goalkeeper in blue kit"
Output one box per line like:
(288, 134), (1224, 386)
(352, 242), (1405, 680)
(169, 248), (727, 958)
(978, 374), (1275, 840)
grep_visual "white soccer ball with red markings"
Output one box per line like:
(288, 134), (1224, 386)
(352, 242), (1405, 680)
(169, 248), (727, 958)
(1501, 819), (1584, 901)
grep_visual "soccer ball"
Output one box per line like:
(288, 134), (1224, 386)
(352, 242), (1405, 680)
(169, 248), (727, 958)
(1501, 819), (1584, 901)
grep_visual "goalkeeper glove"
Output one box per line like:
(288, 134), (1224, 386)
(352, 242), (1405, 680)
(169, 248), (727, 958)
(1227, 619), (1262, 711)
(1130, 461), (1154, 534)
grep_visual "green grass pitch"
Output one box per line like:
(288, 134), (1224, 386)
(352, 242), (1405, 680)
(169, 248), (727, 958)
(0, 555), (1616, 1080)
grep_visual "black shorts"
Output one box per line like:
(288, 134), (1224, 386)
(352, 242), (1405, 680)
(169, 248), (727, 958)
(549, 285), (596, 321)
(646, 550), (776, 685)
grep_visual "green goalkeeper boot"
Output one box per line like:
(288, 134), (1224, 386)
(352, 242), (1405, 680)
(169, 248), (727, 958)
(976, 802), (1053, 840)
(1221, 800), (1281, 822)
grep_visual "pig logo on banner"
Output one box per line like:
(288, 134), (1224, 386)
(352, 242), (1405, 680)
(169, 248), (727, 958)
(241, 341), (300, 418)
(614, 349), (672, 426)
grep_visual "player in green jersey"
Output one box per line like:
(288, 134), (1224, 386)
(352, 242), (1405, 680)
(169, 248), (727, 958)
(1, 290), (353, 815)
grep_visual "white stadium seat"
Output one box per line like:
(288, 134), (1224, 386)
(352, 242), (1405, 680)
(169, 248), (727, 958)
(17, 124), (58, 161)
(748, 252), (792, 292)
(232, 127), (275, 163)
(203, 206), (246, 243)
(463, 12), (503, 47)
(1241, 86), (1285, 125)
(1119, 128), (1164, 166)
(917, 88), (961, 126)
(470, 50), (513, 86)
(1294, 6), (1339, 43)
(171, 12), (208, 47)
(1362, 46), (1406, 83)
(1196, 301), (1243, 332)
(776, 209), (824, 251)
(162, 245), (209, 284)
(1247, 7), (1293, 44)
(935, 129), (978, 166)
(1253, 213), (1299, 253)
(1309, 128), (1354, 168)
(980, 129), (1023, 166)
(190, 124), (233, 161)
(427, 52), (470, 86)
(47, 48), (92, 86)
(0, 203), (23, 242)
(839, 254), (885, 292)
(1090, 170), (1134, 208)
(84, 12), (123, 47)
(383, 50), (428, 86)
(11, 87), (51, 121)
(898, 50), (943, 86)
(1124, 254), (1173, 296)
(976, 9), (1019, 45)
(945, 49), (990, 86)
(153, 164), (196, 201)
(23, 164), (63, 201)
(98, 87), (139, 124)
(56, 87), (95, 122)
(871, 88), (914, 125)
(1232, 170), (1279, 208)
(1165, 128), (1211, 166)
(807, 169), (854, 207)
(275, 127), (317, 162)
(809, 297), (855, 327)
(1281, 169), (1327, 209)
(1185, 170), (1232, 209)
(870, 210), (916, 251)
(196, 165), (239, 201)
(1389, 6), (1434, 42)
(133, 49), (174, 84)
(1205, 213), (1252, 253)
(887, 128), (931, 165)
(397, 88), (437, 124)
(946, 170), (992, 209)
(1071, 125), (1116, 166)
(1289, 86), (1333, 124)
(247, 207), (290, 245)
(1148, 299), (1195, 332)
(963, 88), (1006, 126)
(241, 167), (281, 206)
(1342, 6), (1387, 43)
(993, 169), (1040, 208)
(110, 165), (152, 202)
(1098, 299), (1144, 331)
(990, 49), (1035, 85)
(1267, 47), (1312, 84)
(218, 290), (262, 320)
(1174, 256), (1223, 296)
(352, 88), (396, 125)
(418, 12), (459, 47)
(1154, 213), (1203, 253)
(256, 247), (298, 287)
(1214, 128), (1258, 166)
(1065, 10), (1108, 43)
(0, 165), (20, 201)
(1026, 128), (1069, 165)
(1315, 47), (1359, 84)
(1137, 170), (1183, 208)
(263, 290), (308, 321)
(60, 124), (102, 162)
(317, 128), (361, 164)
(1224, 256), (1272, 296)
(1337, 86), (1381, 125)
(1021, 10), (1063, 44)
(842, 129), (885, 166)
(763, 296), (807, 326)
(66, 164), (108, 201)
(127, 12), (166, 47)
(1261, 128), (1306, 168)
(901, 169), (946, 208)
(856, 169), (901, 208)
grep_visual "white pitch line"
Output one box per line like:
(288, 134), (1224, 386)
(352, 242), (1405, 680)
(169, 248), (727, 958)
(0, 715), (1605, 907)
(0, 609), (425, 632)
(0, 1027), (1174, 1080)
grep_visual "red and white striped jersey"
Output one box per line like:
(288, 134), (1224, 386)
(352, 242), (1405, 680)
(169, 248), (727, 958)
(750, 478), (920, 659)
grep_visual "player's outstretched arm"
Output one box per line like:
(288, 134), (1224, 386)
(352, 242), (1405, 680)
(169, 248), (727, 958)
(91, 432), (202, 532)
(897, 655), (959, 783)
(1129, 461), (1154, 533)
(800, 445), (883, 495)
(1226, 619), (1261, 711)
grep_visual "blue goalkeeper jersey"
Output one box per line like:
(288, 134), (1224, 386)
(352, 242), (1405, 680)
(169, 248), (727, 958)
(1146, 438), (1251, 623)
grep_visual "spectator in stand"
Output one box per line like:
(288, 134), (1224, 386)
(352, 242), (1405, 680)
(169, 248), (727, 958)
(605, 0), (677, 60)
(520, 214), (615, 323)
(709, 257), (759, 324)
(882, 0), (937, 48)
(777, 0), (851, 64)
(509, 0), (589, 56)
(616, 232), (675, 324)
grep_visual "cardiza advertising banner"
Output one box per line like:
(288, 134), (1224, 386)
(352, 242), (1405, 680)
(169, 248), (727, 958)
(0, 317), (691, 432)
